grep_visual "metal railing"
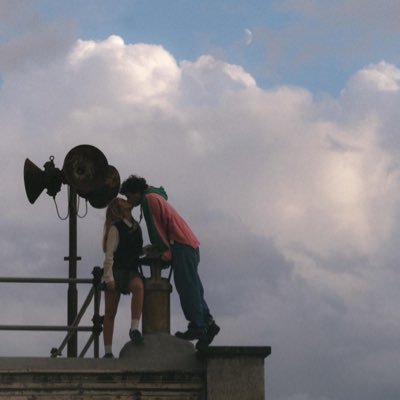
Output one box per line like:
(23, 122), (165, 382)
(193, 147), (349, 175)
(0, 266), (103, 358)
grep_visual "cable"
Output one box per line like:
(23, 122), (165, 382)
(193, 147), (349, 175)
(53, 196), (69, 220)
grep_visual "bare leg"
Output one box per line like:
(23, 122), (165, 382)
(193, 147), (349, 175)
(103, 289), (120, 348)
(128, 277), (144, 321)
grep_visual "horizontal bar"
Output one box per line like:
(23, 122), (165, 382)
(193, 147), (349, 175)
(0, 277), (93, 284)
(0, 325), (93, 332)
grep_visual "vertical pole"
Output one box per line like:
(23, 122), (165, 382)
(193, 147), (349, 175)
(93, 288), (101, 358)
(91, 266), (102, 358)
(67, 186), (78, 357)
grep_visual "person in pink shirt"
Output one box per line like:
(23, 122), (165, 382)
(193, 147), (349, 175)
(120, 175), (219, 346)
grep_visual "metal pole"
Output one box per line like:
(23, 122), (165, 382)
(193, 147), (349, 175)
(93, 288), (101, 358)
(0, 277), (91, 284)
(92, 266), (103, 358)
(0, 325), (92, 331)
(64, 186), (80, 357)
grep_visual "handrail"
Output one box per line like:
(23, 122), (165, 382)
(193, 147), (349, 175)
(0, 277), (93, 284)
(0, 266), (103, 358)
(0, 325), (93, 331)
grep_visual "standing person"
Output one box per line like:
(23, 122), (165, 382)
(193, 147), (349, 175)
(102, 197), (144, 358)
(120, 175), (220, 346)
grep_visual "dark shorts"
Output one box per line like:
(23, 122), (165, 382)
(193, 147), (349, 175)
(113, 268), (142, 295)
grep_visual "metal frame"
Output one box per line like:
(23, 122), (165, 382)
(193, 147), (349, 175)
(0, 266), (103, 358)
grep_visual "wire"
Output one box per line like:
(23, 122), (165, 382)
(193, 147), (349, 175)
(77, 197), (88, 218)
(53, 196), (69, 220)
(53, 185), (89, 220)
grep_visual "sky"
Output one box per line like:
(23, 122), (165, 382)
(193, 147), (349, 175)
(1, 1), (400, 399)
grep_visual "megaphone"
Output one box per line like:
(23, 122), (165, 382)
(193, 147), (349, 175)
(24, 159), (47, 204)
(24, 145), (120, 208)
(24, 157), (64, 204)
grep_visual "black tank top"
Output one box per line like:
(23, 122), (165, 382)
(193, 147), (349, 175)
(113, 220), (143, 270)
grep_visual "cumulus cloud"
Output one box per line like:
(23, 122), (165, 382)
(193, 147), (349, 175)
(1, 35), (400, 400)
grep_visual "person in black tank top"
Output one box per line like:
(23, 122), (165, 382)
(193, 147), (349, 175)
(102, 198), (144, 358)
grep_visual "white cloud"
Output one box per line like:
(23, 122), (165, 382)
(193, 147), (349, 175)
(346, 61), (400, 93)
(68, 35), (181, 107)
(2, 34), (400, 295)
(1, 35), (400, 400)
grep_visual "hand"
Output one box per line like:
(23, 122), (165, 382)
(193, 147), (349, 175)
(143, 244), (161, 259)
(161, 254), (172, 268)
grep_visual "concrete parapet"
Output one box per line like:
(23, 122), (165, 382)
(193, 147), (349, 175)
(201, 346), (271, 400)
(0, 354), (204, 399)
(0, 343), (271, 399)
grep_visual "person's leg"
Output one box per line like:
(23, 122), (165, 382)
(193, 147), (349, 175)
(174, 246), (220, 344)
(173, 244), (207, 331)
(128, 276), (144, 343)
(128, 276), (144, 324)
(103, 289), (120, 356)
(194, 248), (213, 324)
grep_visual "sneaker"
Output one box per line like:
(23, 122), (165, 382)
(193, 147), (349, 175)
(206, 320), (220, 344)
(103, 353), (114, 359)
(175, 326), (207, 341)
(129, 329), (144, 344)
(195, 321), (220, 351)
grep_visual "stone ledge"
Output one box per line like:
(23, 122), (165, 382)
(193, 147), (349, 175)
(0, 334), (203, 373)
(0, 344), (272, 400)
(0, 370), (204, 400)
(200, 346), (271, 359)
(0, 357), (202, 374)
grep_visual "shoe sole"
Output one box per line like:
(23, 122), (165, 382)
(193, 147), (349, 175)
(175, 331), (207, 341)
(131, 337), (144, 345)
(208, 325), (220, 339)
(195, 325), (220, 351)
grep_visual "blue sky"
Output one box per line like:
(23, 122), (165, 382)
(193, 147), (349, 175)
(41, 0), (336, 92)
(1, 2), (400, 400)
(13, 0), (400, 94)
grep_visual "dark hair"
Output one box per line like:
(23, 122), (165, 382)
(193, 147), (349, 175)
(120, 175), (148, 195)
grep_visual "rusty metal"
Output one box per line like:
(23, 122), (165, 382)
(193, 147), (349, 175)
(62, 145), (108, 195)
(0, 267), (103, 358)
(22, 146), (120, 359)
(65, 186), (79, 357)
(142, 259), (173, 334)
(87, 165), (120, 208)
(0, 325), (93, 331)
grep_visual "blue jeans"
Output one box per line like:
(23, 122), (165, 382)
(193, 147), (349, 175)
(172, 243), (212, 329)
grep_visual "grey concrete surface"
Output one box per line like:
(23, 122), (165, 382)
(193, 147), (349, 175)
(0, 333), (202, 373)
(119, 332), (203, 371)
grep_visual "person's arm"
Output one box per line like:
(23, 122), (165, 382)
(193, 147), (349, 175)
(103, 226), (119, 283)
(143, 194), (171, 261)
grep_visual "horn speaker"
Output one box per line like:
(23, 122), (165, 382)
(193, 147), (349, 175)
(23, 159), (47, 204)
(87, 165), (120, 208)
(62, 145), (108, 195)
(24, 144), (120, 208)
(24, 157), (64, 204)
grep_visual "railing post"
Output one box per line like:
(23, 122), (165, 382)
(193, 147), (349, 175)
(0, 273), (101, 358)
(92, 266), (103, 358)
(63, 186), (81, 358)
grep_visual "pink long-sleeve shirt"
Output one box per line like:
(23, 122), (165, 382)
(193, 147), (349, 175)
(145, 192), (200, 261)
